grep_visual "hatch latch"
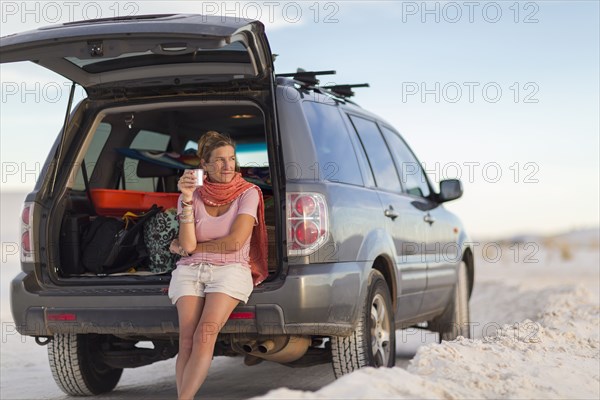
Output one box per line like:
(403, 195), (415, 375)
(88, 41), (104, 57)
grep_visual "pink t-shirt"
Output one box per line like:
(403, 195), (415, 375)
(176, 188), (259, 269)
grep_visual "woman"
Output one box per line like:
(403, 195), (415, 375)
(168, 131), (267, 400)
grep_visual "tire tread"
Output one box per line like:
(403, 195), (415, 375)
(47, 334), (122, 396)
(331, 270), (390, 378)
(48, 334), (92, 396)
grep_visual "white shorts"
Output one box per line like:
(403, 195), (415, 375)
(168, 262), (253, 305)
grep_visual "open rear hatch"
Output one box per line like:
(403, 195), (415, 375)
(0, 14), (275, 97)
(3, 14), (282, 285)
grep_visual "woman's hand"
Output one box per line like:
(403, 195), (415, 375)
(169, 239), (181, 255)
(170, 238), (192, 256)
(177, 169), (197, 201)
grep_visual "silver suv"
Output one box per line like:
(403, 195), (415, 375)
(2, 14), (473, 396)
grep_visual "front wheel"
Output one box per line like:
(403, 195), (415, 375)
(48, 334), (123, 396)
(331, 270), (396, 377)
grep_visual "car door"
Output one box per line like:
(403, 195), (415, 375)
(421, 205), (462, 313)
(0, 14), (274, 95)
(347, 115), (428, 321)
(379, 126), (454, 315)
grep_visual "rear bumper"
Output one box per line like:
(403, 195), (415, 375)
(11, 261), (368, 338)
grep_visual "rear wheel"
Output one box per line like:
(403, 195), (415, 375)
(48, 334), (123, 396)
(429, 260), (471, 341)
(331, 270), (395, 377)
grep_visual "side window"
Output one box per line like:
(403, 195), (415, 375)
(123, 130), (170, 191)
(72, 122), (111, 190)
(381, 126), (431, 198)
(348, 115), (402, 192)
(302, 101), (363, 185)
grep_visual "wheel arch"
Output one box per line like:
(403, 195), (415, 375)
(372, 255), (397, 310)
(355, 228), (398, 305)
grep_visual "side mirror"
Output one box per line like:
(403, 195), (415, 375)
(438, 179), (463, 203)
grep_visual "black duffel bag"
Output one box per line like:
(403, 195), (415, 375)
(81, 205), (162, 274)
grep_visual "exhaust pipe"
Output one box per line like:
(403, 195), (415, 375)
(241, 341), (256, 353)
(257, 340), (275, 354)
(234, 336), (311, 363)
(256, 336), (310, 363)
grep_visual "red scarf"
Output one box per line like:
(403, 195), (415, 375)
(197, 172), (268, 286)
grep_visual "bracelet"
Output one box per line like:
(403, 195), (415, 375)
(179, 217), (195, 224)
(178, 245), (189, 257)
(181, 200), (193, 207)
(177, 211), (194, 221)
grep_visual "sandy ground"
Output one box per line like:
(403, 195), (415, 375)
(252, 241), (600, 400)
(1, 192), (598, 399)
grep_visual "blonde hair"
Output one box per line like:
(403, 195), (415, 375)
(196, 130), (239, 170)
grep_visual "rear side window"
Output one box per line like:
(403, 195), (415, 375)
(381, 126), (431, 198)
(123, 130), (170, 191)
(185, 140), (269, 167)
(72, 122), (111, 190)
(302, 101), (363, 185)
(348, 115), (402, 193)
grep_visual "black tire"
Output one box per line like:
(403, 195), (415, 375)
(331, 270), (396, 377)
(429, 260), (471, 341)
(48, 334), (123, 396)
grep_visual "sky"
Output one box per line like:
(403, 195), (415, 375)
(0, 0), (598, 239)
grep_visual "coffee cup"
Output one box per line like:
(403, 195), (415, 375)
(194, 169), (204, 186)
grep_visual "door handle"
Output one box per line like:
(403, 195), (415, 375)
(384, 206), (398, 220)
(424, 213), (435, 225)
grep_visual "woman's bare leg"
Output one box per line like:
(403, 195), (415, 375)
(175, 296), (205, 397)
(178, 292), (239, 400)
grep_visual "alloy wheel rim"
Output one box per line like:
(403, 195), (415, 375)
(370, 293), (391, 366)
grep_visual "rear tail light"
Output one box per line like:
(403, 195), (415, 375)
(228, 312), (256, 320)
(20, 202), (35, 263)
(47, 313), (77, 321)
(286, 193), (329, 256)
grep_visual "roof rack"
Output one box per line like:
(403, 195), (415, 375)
(276, 69), (336, 86)
(321, 83), (370, 98)
(277, 68), (370, 101)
